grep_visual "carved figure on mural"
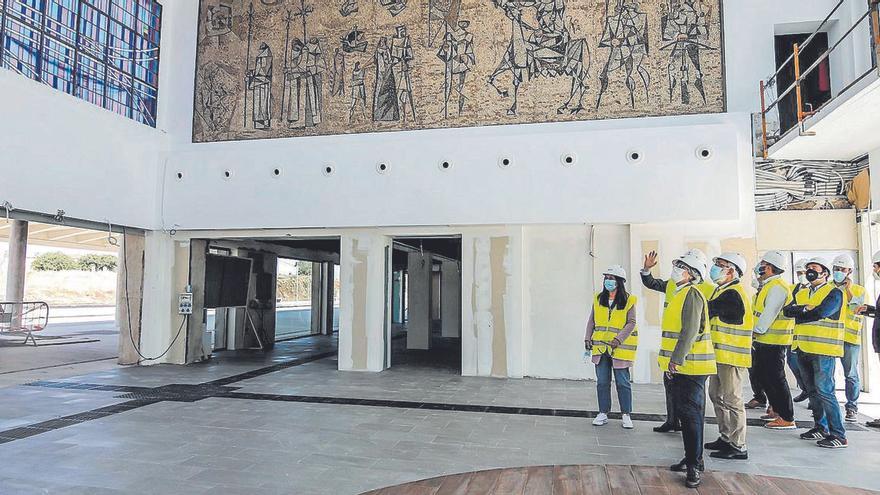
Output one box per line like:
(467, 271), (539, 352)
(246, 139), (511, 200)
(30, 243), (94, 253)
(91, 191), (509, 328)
(596, 0), (649, 108)
(245, 42), (274, 130)
(379, 0), (407, 16)
(428, 0), (462, 47)
(330, 47), (345, 97)
(436, 20), (475, 118)
(390, 26), (416, 122)
(196, 62), (237, 133)
(661, 0), (713, 104)
(349, 62), (368, 122)
(488, 0), (591, 116)
(206, 2), (234, 37)
(340, 0), (358, 17)
(281, 0), (325, 129)
(372, 36), (399, 122)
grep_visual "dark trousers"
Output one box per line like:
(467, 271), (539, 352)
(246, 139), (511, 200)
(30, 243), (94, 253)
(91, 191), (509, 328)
(663, 373), (680, 427)
(671, 373), (708, 467)
(753, 342), (794, 421)
(748, 346), (766, 403)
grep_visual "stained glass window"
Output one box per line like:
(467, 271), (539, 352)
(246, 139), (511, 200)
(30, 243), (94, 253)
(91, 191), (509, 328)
(1, 0), (162, 126)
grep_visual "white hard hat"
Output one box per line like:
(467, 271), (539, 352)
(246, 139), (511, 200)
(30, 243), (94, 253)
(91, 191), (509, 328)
(715, 252), (747, 276)
(684, 248), (708, 266)
(760, 250), (787, 272)
(602, 265), (627, 281)
(832, 253), (855, 271)
(677, 252), (708, 281)
(794, 258), (808, 273)
(806, 257), (830, 273)
(873, 251), (880, 265)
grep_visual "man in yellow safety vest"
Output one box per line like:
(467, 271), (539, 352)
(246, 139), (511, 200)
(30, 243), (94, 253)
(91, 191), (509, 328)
(783, 257), (847, 448)
(658, 251), (716, 489)
(831, 253), (865, 423)
(641, 248), (714, 434)
(704, 252), (753, 460)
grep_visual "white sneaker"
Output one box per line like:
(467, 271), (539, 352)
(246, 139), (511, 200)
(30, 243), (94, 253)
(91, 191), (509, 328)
(592, 413), (608, 426)
(622, 414), (634, 429)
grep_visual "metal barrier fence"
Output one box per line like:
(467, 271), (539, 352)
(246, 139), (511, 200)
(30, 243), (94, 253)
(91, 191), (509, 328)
(0, 302), (50, 346)
(758, 0), (880, 158)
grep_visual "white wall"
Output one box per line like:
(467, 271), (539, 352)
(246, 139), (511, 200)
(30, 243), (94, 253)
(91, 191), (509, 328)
(0, 71), (163, 229)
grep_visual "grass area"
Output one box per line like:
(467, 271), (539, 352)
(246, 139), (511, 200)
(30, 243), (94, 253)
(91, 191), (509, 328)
(23, 271), (116, 306)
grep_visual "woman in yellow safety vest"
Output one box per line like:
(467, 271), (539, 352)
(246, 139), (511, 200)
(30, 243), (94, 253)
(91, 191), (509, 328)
(585, 265), (638, 429)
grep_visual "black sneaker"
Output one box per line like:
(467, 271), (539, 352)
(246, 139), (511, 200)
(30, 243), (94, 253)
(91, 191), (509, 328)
(800, 427), (828, 440)
(866, 419), (880, 428)
(704, 438), (730, 451)
(793, 391), (809, 403)
(670, 458), (705, 472)
(685, 465), (702, 488)
(709, 447), (748, 460)
(845, 409), (858, 423)
(817, 436), (848, 449)
(653, 422), (682, 433)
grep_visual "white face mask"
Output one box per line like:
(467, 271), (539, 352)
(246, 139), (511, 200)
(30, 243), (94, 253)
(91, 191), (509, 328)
(670, 266), (686, 284)
(750, 277), (760, 289)
(873, 270), (880, 281)
(798, 274), (808, 285)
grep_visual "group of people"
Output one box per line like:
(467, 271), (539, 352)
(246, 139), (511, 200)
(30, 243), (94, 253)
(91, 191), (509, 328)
(584, 248), (879, 488)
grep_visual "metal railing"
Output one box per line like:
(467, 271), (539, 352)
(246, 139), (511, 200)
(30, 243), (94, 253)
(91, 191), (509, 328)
(758, 0), (880, 158)
(0, 301), (50, 346)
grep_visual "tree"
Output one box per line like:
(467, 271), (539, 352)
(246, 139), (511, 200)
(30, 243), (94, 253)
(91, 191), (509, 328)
(32, 252), (78, 271)
(77, 254), (117, 272)
(296, 262), (313, 277)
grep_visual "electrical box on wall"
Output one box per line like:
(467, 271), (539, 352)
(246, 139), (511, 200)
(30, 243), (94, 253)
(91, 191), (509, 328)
(178, 292), (193, 315)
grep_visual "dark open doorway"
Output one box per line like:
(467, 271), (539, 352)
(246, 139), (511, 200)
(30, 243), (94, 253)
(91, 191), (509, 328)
(389, 236), (462, 372)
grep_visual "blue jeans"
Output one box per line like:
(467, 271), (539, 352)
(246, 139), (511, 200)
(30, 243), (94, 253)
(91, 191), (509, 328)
(840, 343), (861, 412)
(595, 354), (632, 414)
(787, 347), (804, 391)
(798, 352), (846, 439)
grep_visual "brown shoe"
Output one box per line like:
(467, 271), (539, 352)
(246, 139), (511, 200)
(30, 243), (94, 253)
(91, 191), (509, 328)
(761, 411), (779, 421)
(745, 399), (766, 409)
(764, 418), (796, 430)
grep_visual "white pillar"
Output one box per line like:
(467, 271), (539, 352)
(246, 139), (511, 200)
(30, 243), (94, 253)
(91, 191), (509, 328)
(406, 251), (432, 350)
(6, 220), (27, 329)
(440, 260), (461, 338)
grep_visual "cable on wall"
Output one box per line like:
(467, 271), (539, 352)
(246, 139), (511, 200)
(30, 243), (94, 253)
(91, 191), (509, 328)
(117, 226), (187, 366)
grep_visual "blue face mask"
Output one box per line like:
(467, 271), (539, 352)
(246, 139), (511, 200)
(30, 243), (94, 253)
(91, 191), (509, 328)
(833, 270), (847, 284)
(604, 279), (617, 292)
(709, 265), (726, 283)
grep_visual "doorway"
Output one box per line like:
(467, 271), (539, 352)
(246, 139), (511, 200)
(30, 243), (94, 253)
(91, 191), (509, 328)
(387, 236), (462, 372)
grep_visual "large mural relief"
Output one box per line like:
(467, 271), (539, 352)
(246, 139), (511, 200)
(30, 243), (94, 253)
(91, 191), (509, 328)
(192, 0), (726, 142)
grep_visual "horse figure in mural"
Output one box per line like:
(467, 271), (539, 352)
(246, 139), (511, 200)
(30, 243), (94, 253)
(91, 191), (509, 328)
(487, 0), (590, 116)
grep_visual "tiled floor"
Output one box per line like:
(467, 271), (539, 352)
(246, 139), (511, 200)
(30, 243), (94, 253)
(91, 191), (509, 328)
(1, 335), (879, 494)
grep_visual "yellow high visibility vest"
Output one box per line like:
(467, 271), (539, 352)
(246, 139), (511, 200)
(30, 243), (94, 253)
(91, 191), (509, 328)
(591, 293), (639, 362)
(793, 283), (845, 357)
(658, 284), (717, 376)
(839, 282), (866, 346)
(708, 281), (755, 367)
(753, 277), (795, 346)
(664, 279), (716, 308)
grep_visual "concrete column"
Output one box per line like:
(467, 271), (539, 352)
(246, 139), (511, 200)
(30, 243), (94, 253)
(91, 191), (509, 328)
(406, 251), (432, 350)
(323, 263), (335, 335)
(440, 261), (461, 338)
(338, 233), (390, 372)
(310, 262), (323, 335)
(5, 220), (27, 329)
(116, 233), (145, 364)
(391, 271), (403, 324)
